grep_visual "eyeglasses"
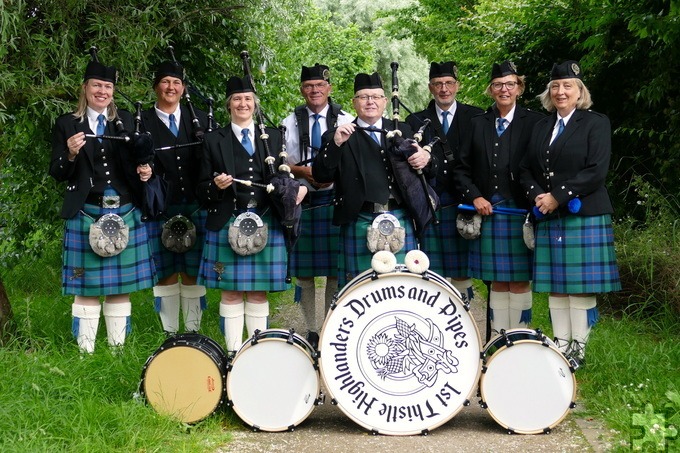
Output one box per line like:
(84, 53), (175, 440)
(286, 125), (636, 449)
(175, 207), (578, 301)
(353, 94), (386, 102)
(491, 81), (518, 91)
(301, 82), (329, 92)
(430, 81), (457, 89)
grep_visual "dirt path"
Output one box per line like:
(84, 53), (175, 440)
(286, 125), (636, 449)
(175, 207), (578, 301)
(219, 284), (609, 453)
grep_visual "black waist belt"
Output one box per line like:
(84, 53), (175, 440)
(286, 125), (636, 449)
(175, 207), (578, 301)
(85, 192), (131, 208)
(360, 200), (401, 213)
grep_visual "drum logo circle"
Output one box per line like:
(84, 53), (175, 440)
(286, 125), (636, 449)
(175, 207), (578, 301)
(320, 273), (481, 433)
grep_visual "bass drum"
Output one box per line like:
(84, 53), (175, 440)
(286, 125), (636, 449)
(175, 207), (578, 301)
(319, 267), (482, 435)
(227, 329), (321, 432)
(480, 328), (577, 434)
(139, 333), (228, 424)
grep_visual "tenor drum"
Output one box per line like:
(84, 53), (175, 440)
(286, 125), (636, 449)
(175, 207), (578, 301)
(480, 329), (577, 434)
(319, 267), (482, 435)
(139, 333), (228, 424)
(227, 329), (321, 432)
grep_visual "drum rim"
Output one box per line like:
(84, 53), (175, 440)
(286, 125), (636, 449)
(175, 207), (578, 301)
(227, 329), (320, 432)
(319, 269), (483, 435)
(479, 339), (577, 434)
(140, 337), (229, 424)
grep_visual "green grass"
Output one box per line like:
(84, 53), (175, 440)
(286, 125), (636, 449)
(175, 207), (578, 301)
(1, 248), (679, 451)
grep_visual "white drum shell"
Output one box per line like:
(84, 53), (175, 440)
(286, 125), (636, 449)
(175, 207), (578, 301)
(227, 329), (320, 432)
(319, 268), (482, 435)
(480, 329), (577, 434)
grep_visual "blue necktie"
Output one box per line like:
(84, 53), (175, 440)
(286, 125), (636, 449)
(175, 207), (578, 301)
(311, 113), (321, 153)
(555, 119), (565, 139)
(496, 118), (507, 137)
(241, 129), (254, 156)
(168, 113), (178, 137)
(96, 114), (106, 142)
(370, 130), (380, 145)
(441, 111), (450, 135)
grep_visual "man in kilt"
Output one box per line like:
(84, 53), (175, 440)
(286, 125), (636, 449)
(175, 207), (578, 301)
(313, 72), (436, 288)
(142, 60), (209, 335)
(50, 60), (159, 353)
(520, 60), (621, 366)
(454, 61), (544, 333)
(281, 64), (354, 346)
(405, 61), (483, 303)
(196, 76), (307, 355)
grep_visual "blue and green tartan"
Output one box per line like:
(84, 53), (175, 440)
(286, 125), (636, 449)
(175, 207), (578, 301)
(145, 203), (207, 279)
(290, 190), (339, 277)
(533, 214), (621, 293)
(197, 210), (290, 292)
(337, 208), (417, 288)
(63, 203), (156, 296)
(419, 192), (469, 278)
(468, 199), (532, 282)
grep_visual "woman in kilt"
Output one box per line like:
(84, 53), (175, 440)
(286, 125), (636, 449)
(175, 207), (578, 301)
(49, 60), (158, 353)
(455, 61), (544, 334)
(520, 60), (621, 366)
(196, 77), (306, 355)
(142, 60), (208, 335)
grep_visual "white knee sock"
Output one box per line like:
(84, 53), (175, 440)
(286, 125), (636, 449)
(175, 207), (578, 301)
(509, 292), (533, 329)
(219, 303), (245, 354)
(180, 283), (206, 332)
(549, 295), (571, 352)
(298, 278), (317, 333)
(72, 303), (101, 354)
(570, 295), (598, 351)
(451, 278), (474, 303)
(245, 300), (269, 338)
(103, 301), (131, 347)
(489, 290), (510, 333)
(153, 283), (181, 334)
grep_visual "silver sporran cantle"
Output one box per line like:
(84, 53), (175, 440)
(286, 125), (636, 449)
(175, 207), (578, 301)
(89, 213), (129, 257)
(228, 211), (268, 256)
(367, 213), (405, 253)
(162, 214), (197, 253)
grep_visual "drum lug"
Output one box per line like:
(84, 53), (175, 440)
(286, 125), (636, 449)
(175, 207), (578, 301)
(370, 429), (380, 436)
(315, 390), (325, 406)
(463, 399), (470, 407)
(330, 397), (338, 406)
(570, 401), (577, 409)
(286, 328), (295, 344)
(479, 400), (488, 409)
(420, 428), (429, 436)
(542, 427), (552, 434)
(506, 428), (516, 435)
(287, 424), (296, 431)
(250, 329), (262, 345)
(251, 424), (260, 432)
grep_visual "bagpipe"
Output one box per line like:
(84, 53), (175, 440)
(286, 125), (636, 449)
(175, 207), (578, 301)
(381, 62), (440, 242)
(240, 50), (305, 283)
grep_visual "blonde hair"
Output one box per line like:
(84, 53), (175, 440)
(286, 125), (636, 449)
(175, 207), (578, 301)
(538, 78), (593, 112)
(72, 82), (119, 122)
(484, 74), (526, 98)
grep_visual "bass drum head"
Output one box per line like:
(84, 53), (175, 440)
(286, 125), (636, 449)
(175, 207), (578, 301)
(227, 329), (320, 432)
(319, 268), (482, 435)
(140, 333), (228, 424)
(480, 329), (577, 434)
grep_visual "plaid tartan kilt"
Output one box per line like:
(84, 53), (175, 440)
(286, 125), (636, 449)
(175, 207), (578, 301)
(468, 204), (532, 282)
(146, 203), (207, 279)
(62, 203), (157, 296)
(337, 208), (417, 288)
(197, 210), (289, 292)
(290, 190), (339, 278)
(420, 192), (469, 278)
(533, 214), (621, 293)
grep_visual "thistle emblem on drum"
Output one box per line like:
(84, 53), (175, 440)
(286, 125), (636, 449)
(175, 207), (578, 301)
(366, 317), (459, 388)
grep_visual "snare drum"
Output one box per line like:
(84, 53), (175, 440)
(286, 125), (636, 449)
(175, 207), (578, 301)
(139, 333), (228, 424)
(479, 328), (577, 434)
(319, 267), (482, 435)
(227, 329), (321, 432)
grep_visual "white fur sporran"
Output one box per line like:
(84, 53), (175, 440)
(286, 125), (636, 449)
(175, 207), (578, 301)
(522, 213), (535, 250)
(367, 213), (405, 253)
(456, 212), (482, 240)
(228, 211), (268, 256)
(89, 213), (129, 257)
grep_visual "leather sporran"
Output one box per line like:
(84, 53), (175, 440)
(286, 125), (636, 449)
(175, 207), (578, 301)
(89, 213), (129, 257)
(456, 212), (482, 240)
(228, 212), (268, 256)
(367, 213), (405, 253)
(522, 213), (535, 250)
(161, 214), (197, 253)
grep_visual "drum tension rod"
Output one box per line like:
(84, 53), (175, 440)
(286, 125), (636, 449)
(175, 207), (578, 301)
(286, 328), (295, 344)
(420, 428), (430, 436)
